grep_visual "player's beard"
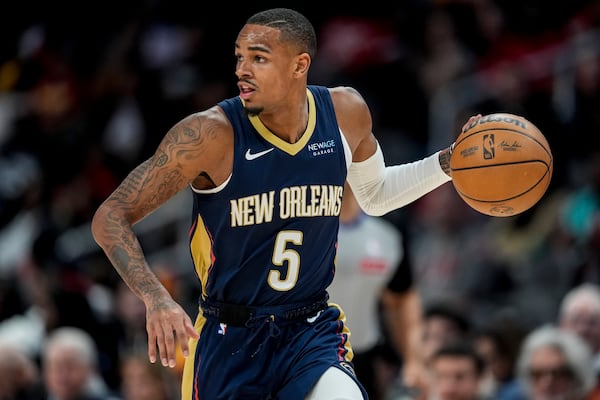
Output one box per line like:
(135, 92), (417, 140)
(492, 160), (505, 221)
(243, 106), (263, 117)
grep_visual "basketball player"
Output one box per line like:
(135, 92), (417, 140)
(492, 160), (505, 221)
(92, 8), (477, 399)
(329, 183), (425, 400)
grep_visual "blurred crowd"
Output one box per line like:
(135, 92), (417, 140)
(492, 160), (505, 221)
(1, 0), (600, 399)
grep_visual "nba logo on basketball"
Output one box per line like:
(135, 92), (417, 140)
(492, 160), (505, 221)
(483, 134), (495, 159)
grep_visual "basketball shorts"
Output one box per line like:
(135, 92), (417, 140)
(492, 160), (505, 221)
(181, 300), (368, 399)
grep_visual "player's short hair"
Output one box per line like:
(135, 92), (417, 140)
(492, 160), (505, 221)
(246, 8), (317, 58)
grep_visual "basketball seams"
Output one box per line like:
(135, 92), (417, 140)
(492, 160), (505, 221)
(453, 171), (551, 203)
(450, 159), (551, 172)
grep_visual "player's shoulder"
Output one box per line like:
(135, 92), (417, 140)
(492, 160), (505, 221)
(175, 105), (233, 135)
(327, 86), (368, 111)
(326, 86), (372, 146)
(327, 86), (370, 123)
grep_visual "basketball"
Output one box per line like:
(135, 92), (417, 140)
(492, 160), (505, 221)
(449, 113), (553, 217)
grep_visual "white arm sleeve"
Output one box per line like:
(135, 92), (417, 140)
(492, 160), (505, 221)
(347, 142), (452, 216)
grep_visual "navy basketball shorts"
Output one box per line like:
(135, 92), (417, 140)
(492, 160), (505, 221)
(181, 303), (368, 399)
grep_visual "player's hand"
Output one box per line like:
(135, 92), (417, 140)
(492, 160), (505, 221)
(461, 114), (482, 133)
(442, 114), (483, 176)
(145, 295), (199, 368)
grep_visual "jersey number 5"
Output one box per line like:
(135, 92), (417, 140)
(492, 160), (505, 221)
(268, 230), (303, 291)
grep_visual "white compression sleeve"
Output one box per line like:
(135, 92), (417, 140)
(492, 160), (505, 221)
(346, 143), (452, 216)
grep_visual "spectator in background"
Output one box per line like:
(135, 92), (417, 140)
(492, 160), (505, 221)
(13, 227), (123, 390)
(516, 324), (598, 400)
(0, 344), (44, 400)
(421, 300), (472, 370)
(112, 281), (150, 358)
(408, 183), (483, 309)
(418, 299), (472, 400)
(558, 153), (600, 286)
(426, 341), (487, 400)
(558, 283), (600, 376)
(119, 351), (179, 400)
(41, 326), (120, 400)
(473, 312), (528, 400)
(328, 182), (426, 400)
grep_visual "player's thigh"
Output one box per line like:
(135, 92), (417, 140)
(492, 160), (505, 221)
(305, 367), (365, 400)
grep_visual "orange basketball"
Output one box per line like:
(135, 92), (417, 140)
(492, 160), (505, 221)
(449, 113), (553, 217)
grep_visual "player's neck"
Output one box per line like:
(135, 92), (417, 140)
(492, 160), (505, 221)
(259, 90), (309, 144)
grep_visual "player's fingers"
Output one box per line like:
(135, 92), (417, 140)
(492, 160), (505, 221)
(462, 113), (482, 132)
(179, 317), (199, 357)
(151, 320), (170, 367)
(147, 324), (158, 364)
(159, 322), (177, 368)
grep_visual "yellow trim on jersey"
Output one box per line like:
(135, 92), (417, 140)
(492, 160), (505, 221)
(190, 214), (212, 298)
(328, 302), (355, 361)
(181, 310), (207, 399)
(246, 89), (317, 155)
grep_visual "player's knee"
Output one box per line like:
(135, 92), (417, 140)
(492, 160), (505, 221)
(305, 366), (365, 400)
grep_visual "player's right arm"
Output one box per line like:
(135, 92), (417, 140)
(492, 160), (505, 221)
(91, 106), (232, 367)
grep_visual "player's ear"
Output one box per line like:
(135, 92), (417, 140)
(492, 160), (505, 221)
(293, 53), (310, 77)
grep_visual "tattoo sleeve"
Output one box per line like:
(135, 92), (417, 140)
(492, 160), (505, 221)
(438, 146), (452, 176)
(92, 114), (208, 304)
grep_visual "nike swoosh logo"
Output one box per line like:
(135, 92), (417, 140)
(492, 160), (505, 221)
(306, 310), (323, 324)
(245, 148), (274, 160)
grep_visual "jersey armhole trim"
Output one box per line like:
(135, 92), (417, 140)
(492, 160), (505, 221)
(340, 129), (352, 170)
(190, 174), (232, 194)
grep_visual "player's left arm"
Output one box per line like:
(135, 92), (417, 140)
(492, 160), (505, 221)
(331, 86), (454, 216)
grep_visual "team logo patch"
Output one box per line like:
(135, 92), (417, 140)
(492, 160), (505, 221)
(307, 140), (336, 157)
(218, 323), (227, 335)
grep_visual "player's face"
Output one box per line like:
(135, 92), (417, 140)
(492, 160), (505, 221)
(235, 24), (303, 115)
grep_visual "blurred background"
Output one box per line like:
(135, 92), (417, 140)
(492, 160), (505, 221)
(1, 0), (599, 398)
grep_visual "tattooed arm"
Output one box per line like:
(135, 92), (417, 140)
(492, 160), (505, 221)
(91, 107), (232, 367)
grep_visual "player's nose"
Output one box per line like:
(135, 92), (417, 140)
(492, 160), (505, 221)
(235, 59), (252, 79)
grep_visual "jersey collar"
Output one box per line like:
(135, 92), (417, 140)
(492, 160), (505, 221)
(245, 88), (316, 156)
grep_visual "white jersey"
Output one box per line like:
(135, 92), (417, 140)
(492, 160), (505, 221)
(329, 213), (404, 352)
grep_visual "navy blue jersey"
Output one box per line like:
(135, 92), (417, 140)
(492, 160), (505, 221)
(189, 85), (347, 306)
